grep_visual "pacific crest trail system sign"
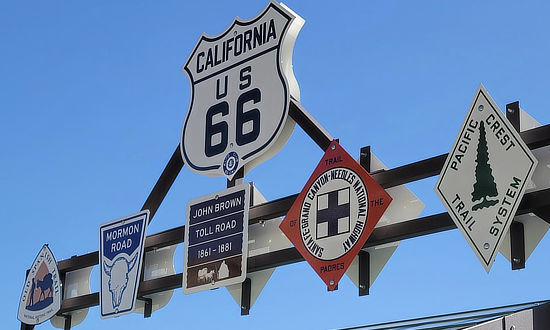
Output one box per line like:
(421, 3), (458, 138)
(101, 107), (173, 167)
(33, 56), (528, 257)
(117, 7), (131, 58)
(435, 85), (538, 272)
(180, 1), (304, 180)
(280, 140), (392, 291)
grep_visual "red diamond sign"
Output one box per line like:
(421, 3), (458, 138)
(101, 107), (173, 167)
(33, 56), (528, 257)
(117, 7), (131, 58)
(280, 140), (392, 290)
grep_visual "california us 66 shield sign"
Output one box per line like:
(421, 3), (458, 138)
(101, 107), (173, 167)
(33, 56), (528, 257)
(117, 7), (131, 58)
(280, 141), (392, 290)
(181, 1), (304, 180)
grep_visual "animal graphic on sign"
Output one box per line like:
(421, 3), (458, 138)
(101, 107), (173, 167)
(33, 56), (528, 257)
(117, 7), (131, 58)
(197, 267), (215, 283)
(25, 267), (55, 311)
(37, 273), (53, 301)
(103, 253), (138, 309)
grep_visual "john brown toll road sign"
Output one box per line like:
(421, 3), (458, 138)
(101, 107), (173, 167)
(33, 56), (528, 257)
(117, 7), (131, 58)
(435, 85), (537, 272)
(280, 140), (392, 290)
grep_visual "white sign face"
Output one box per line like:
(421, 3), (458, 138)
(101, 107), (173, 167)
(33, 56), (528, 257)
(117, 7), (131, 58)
(99, 210), (149, 318)
(435, 85), (538, 272)
(183, 183), (250, 294)
(181, 1), (304, 180)
(18, 245), (61, 325)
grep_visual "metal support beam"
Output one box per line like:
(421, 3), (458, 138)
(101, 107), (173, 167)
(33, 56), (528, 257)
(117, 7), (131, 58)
(240, 278), (251, 316)
(289, 99), (333, 151)
(141, 145), (184, 222)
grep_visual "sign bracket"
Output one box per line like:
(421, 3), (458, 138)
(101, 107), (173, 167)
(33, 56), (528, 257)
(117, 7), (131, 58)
(506, 101), (526, 270)
(136, 297), (152, 318)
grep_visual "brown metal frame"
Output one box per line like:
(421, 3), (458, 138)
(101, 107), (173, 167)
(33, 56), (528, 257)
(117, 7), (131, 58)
(21, 99), (550, 329)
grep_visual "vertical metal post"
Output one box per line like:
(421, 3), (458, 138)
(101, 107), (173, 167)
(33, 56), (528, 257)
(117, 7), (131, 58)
(59, 268), (71, 329)
(510, 222), (526, 270)
(21, 323), (34, 330)
(240, 278), (251, 315)
(506, 101), (526, 270)
(360, 146), (371, 173)
(358, 251), (370, 296)
(227, 167), (251, 315)
(227, 167), (245, 188)
(63, 314), (72, 330)
(506, 101), (521, 132)
(359, 146), (371, 296)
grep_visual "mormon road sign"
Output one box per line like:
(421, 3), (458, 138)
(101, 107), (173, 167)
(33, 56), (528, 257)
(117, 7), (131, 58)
(181, 1), (304, 180)
(18, 244), (61, 325)
(99, 210), (149, 318)
(183, 183), (251, 294)
(280, 140), (392, 291)
(435, 85), (537, 272)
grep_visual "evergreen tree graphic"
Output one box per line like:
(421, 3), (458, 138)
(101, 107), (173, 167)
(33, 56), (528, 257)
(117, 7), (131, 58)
(471, 121), (499, 211)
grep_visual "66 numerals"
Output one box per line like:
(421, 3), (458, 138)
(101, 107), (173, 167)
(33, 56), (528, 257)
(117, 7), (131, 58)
(205, 66), (261, 157)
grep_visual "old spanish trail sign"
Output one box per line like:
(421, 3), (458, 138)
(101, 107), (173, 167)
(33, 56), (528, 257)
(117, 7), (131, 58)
(280, 140), (392, 291)
(180, 1), (304, 180)
(435, 85), (538, 272)
(183, 183), (251, 294)
(18, 244), (61, 325)
(99, 210), (149, 318)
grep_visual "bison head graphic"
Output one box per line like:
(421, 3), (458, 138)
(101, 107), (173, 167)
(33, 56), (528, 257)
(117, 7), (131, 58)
(103, 253), (138, 309)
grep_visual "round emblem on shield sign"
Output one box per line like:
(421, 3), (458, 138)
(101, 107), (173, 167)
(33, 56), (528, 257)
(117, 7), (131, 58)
(223, 152), (239, 176)
(299, 167), (369, 261)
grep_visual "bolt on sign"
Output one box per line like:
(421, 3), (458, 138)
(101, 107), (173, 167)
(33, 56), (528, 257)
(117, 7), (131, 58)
(18, 245), (61, 325)
(280, 140), (392, 291)
(435, 85), (537, 272)
(183, 183), (251, 294)
(99, 210), (149, 318)
(180, 1), (304, 180)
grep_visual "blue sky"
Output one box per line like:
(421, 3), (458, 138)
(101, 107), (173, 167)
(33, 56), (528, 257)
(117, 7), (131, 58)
(2, 1), (550, 329)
